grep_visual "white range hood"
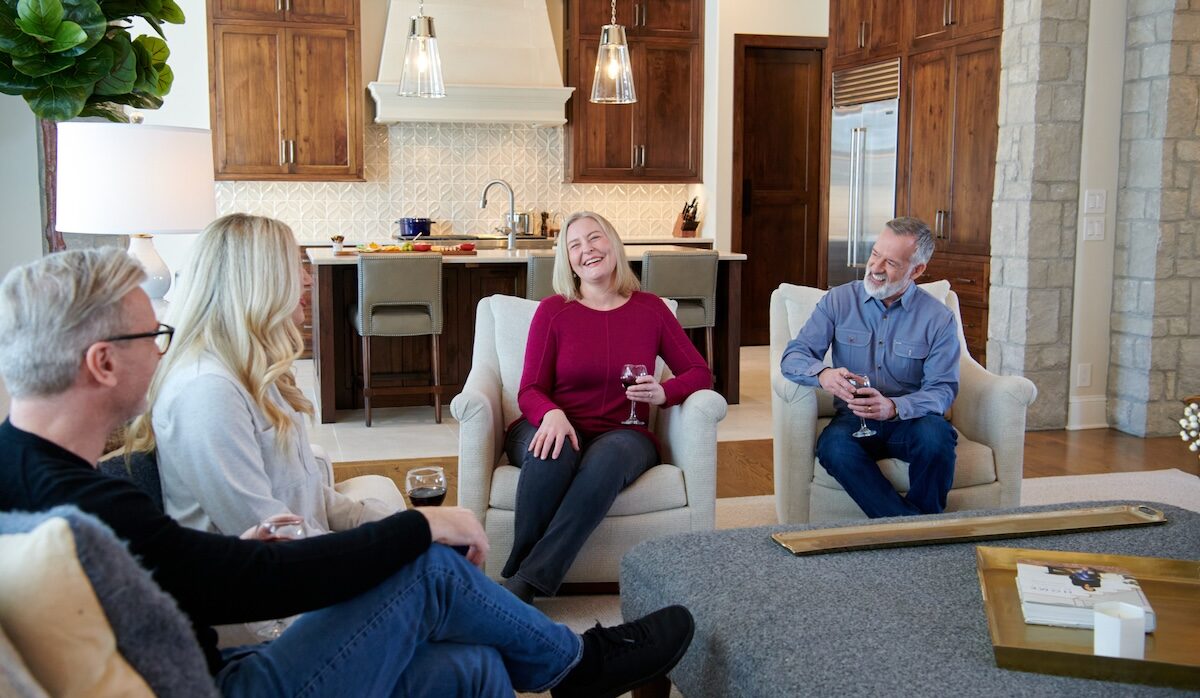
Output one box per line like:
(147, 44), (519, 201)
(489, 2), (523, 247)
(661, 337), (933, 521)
(370, 0), (574, 126)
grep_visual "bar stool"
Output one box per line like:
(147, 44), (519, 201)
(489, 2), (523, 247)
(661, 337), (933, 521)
(351, 253), (443, 426)
(640, 250), (719, 367)
(525, 252), (557, 300)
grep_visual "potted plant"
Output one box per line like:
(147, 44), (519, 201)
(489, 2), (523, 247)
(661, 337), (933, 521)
(0, 0), (183, 122)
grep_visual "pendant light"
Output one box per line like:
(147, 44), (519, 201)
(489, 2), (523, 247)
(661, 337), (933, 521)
(398, 0), (445, 98)
(589, 0), (636, 104)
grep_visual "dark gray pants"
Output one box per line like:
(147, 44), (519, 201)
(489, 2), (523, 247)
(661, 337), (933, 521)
(501, 419), (657, 595)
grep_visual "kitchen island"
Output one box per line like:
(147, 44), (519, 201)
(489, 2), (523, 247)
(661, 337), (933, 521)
(307, 246), (747, 423)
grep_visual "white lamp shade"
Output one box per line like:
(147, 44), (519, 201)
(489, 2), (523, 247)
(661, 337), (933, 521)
(55, 123), (216, 236)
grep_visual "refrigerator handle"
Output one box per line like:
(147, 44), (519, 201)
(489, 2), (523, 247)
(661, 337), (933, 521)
(846, 128), (860, 267)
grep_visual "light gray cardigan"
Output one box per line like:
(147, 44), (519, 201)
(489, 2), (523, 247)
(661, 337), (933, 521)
(154, 354), (393, 537)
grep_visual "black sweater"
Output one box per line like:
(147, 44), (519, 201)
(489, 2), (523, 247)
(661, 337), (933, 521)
(0, 420), (433, 673)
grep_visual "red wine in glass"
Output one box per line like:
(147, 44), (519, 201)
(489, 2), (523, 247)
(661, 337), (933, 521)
(408, 486), (447, 507)
(406, 466), (447, 507)
(620, 363), (648, 425)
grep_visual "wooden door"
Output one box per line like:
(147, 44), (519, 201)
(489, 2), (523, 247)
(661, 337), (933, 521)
(908, 0), (952, 50)
(633, 0), (700, 38)
(902, 48), (951, 236)
(211, 24), (287, 178)
(575, 0), (634, 36)
(637, 41), (701, 180)
(830, 0), (868, 65)
(211, 0), (283, 21)
(952, 0), (1003, 40)
(286, 27), (361, 178)
(946, 39), (999, 256)
(734, 42), (823, 346)
(571, 38), (639, 180)
(867, 0), (901, 57)
(288, 0), (354, 24)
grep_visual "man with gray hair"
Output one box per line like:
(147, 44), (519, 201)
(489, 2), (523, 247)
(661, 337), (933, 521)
(0, 248), (695, 697)
(780, 217), (961, 517)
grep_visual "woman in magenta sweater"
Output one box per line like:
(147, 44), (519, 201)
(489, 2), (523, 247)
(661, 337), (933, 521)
(501, 211), (711, 603)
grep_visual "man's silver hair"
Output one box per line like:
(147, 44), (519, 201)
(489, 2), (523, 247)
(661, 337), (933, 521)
(0, 249), (146, 397)
(886, 216), (935, 266)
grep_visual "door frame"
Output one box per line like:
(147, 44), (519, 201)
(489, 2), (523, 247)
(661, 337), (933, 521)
(731, 34), (829, 288)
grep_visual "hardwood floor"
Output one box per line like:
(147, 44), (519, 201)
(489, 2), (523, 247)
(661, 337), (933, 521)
(335, 429), (1197, 504)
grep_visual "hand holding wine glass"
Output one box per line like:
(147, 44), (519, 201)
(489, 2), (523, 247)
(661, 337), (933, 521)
(847, 374), (877, 438)
(620, 363), (649, 425)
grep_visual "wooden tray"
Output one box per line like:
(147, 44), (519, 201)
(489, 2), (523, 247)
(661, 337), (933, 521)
(977, 546), (1200, 688)
(772, 504), (1166, 555)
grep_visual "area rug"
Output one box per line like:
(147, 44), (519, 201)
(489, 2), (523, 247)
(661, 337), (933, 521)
(521, 468), (1200, 697)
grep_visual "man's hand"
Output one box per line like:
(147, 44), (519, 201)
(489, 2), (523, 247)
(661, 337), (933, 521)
(818, 367), (862, 403)
(418, 507), (490, 568)
(626, 374), (666, 406)
(848, 385), (897, 421)
(529, 408), (579, 460)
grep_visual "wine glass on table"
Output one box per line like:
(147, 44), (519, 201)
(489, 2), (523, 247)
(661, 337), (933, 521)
(847, 374), (877, 438)
(620, 364), (649, 426)
(406, 466), (448, 507)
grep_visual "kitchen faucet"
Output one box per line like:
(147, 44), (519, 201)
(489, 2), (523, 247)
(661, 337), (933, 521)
(479, 179), (517, 251)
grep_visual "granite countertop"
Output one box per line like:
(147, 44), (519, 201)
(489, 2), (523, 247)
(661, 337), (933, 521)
(307, 245), (745, 265)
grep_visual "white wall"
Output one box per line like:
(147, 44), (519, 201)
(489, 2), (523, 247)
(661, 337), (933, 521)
(0, 96), (46, 418)
(1066, 1), (1126, 430)
(699, 0), (829, 251)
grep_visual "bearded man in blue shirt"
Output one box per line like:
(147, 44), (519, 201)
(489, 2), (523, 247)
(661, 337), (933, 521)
(781, 217), (960, 517)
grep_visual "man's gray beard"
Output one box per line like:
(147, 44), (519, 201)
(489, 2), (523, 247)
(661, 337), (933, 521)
(863, 273), (910, 300)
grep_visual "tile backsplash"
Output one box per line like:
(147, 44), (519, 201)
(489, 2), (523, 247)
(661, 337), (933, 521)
(215, 122), (691, 244)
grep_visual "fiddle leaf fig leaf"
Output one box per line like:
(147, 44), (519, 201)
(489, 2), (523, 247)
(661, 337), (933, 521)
(23, 81), (89, 120)
(58, 0), (103, 57)
(15, 0), (64, 41)
(11, 48), (70, 76)
(93, 33), (133, 95)
(0, 10), (41, 57)
(153, 59), (169, 94)
(157, 0), (182, 23)
(42, 33), (108, 86)
(43, 18), (85, 52)
(0, 53), (38, 93)
(134, 34), (165, 66)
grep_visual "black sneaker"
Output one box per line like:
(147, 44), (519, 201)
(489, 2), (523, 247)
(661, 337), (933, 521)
(551, 605), (694, 698)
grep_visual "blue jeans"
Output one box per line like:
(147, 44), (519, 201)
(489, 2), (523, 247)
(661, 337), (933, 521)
(503, 420), (657, 595)
(215, 544), (582, 697)
(815, 411), (957, 517)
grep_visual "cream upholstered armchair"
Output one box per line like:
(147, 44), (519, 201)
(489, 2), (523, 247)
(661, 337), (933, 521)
(769, 281), (1037, 524)
(451, 294), (727, 583)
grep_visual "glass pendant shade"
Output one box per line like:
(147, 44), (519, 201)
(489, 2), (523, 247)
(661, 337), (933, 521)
(398, 14), (445, 98)
(590, 24), (636, 104)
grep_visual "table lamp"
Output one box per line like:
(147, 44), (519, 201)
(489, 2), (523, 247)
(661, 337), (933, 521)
(55, 122), (216, 311)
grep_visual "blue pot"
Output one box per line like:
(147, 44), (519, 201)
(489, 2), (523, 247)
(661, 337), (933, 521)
(397, 217), (432, 237)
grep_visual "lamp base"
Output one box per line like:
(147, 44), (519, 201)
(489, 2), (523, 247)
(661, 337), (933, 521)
(128, 233), (171, 313)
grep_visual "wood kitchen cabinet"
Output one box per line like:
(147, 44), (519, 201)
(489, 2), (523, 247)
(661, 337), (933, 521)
(908, 0), (1003, 51)
(209, 0), (363, 181)
(901, 37), (998, 257)
(565, 0), (702, 183)
(212, 0), (354, 25)
(830, 0), (901, 67)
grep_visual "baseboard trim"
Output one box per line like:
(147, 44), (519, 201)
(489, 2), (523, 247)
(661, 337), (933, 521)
(1067, 395), (1109, 431)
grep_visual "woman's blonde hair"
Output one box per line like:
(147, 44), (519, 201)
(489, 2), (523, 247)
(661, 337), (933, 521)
(127, 213), (312, 454)
(552, 211), (640, 301)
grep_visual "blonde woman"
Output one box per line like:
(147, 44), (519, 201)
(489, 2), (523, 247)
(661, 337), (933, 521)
(128, 213), (399, 541)
(501, 211), (711, 604)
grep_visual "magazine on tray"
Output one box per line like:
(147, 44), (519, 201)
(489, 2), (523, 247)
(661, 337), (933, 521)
(1015, 559), (1157, 631)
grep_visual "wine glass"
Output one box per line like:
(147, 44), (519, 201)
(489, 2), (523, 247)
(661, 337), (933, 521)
(620, 364), (649, 426)
(847, 374), (877, 438)
(253, 518), (305, 641)
(406, 466), (447, 507)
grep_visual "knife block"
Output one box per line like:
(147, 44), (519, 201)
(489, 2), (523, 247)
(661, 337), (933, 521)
(672, 213), (699, 238)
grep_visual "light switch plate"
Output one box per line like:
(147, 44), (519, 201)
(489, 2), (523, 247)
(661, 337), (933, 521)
(1084, 189), (1107, 214)
(1084, 217), (1105, 241)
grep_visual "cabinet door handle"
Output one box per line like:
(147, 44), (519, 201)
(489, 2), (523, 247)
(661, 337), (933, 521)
(640, 3), (647, 26)
(934, 209), (944, 238)
(632, 3), (639, 27)
(943, 0), (951, 27)
(858, 21), (865, 48)
(288, 140), (295, 165)
(639, 145), (647, 167)
(275, 0), (282, 11)
(947, 0), (955, 25)
(631, 143), (638, 169)
(862, 21), (870, 48)
(952, 277), (976, 285)
(279, 139), (287, 166)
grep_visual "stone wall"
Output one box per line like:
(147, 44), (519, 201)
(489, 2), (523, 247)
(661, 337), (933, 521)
(1109, 0), (1200, 436)
(991, 0), (1091, 429)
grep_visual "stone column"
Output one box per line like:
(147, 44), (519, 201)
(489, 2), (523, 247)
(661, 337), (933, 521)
(990, 0), (1090, 429)
(1109, 0), (1200, 436)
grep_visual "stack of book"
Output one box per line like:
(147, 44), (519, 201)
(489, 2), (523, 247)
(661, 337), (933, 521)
(1015, 559), (1157, 631)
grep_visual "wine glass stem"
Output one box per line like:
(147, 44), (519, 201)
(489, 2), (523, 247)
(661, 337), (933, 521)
(627, 399), (638, 422)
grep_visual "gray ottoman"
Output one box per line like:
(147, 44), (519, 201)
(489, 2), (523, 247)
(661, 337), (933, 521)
(620, 502), (1200, 697)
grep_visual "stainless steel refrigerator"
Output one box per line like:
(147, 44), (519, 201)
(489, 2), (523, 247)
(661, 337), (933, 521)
(828, 59), (900, 287)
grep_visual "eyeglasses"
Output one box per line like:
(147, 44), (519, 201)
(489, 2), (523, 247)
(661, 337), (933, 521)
(101, 323), (175, 355)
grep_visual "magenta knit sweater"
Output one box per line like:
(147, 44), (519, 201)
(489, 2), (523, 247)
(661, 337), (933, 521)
(517, 291), (712, 445)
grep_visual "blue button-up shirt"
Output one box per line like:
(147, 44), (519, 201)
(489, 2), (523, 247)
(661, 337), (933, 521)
(780, 281), (960, 419)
